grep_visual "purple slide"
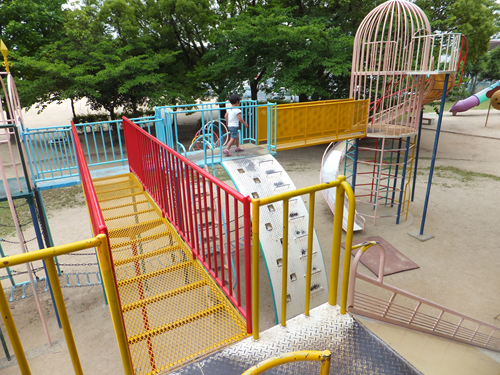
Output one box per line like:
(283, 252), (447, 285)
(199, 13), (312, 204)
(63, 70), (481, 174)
(449, 80), (500, 115)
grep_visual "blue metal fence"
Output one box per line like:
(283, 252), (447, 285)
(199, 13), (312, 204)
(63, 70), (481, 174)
(23, 102), (275, 188)
(23, 117), (159, 188)
(155, 100), (275, 166)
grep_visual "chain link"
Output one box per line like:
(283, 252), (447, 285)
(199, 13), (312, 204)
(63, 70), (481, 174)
(56, 263), (98, 267)
(67, 253), (95, 256)
(7, 267), (45, 276)
(1, 237), (37, 244)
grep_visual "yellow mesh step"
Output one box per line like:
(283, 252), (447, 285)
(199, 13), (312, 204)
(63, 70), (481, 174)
(93, 173), (247, 374)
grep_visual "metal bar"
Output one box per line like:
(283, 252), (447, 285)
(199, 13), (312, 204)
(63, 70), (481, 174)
(0, 282), (30, 373)
(304, 192), (315, 316)
(252, 199), (260, 339)
(396, 137), (410, 224)
(45, 257), (83, 374)
(0, 242), (15, 286)
(225, 192), (232, 296)
(27, 197), (62, 329)
(340, 180), (356, 314)
(244, 196), (252, 333)
(281, 198), (289, 325)
(420, 74), (449, 235)
(95, 234), (134, 375)
(329, 179), (345, 306)
(242, 350), (332, 375)
(122, 280), (207, 312)
(411, 108), (424, 201)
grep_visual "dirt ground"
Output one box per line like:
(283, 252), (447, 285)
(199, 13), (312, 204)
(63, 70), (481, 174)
(0, 106), (499, 374)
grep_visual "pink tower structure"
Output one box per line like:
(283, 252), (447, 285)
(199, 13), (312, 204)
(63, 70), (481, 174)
(348, 0), (462, 225)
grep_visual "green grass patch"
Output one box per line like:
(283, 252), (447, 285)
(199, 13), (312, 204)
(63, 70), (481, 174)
(212, 165), (231, 182)
(419, 166), (500, 183)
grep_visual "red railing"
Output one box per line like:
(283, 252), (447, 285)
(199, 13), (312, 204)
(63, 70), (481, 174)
(71, 122), (107, 236)
(71, 122), (134, 370)
(123, 117), (252, 332)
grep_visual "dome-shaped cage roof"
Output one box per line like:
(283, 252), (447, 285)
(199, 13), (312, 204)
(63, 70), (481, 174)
(350, 0), (462, 137)
(353, 0), (431, 75)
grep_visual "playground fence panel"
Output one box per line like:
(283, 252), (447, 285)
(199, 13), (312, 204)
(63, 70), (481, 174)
(23, 118), (159, 186)
(123, 117), (253, 329)
(0, 234), (133, 375)
(251, 176), (356, 339)
(256, 99), (368, 151)
(154, 101), (266, 165)
(348, 242), (500, 353)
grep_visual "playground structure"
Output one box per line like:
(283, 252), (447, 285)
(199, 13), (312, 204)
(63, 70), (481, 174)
(343, 0), (466, 226)
(1, 1), (500, 373)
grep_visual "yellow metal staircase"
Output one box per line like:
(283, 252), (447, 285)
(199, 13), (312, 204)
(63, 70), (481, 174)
(93, 173), (247, 374)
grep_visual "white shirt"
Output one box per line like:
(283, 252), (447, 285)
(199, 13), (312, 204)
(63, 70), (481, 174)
(226, 107), (241, 128)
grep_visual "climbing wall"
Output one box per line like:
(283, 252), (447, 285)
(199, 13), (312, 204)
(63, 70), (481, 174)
(93, 173), (247, 374)
(222, 155), (328, 323)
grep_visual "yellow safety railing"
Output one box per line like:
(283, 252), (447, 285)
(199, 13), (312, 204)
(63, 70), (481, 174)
(0, 234), (132, 375)
(251, 175), (355, 340)
(256, 99), (368, 151)
(242, 350), (331, 374)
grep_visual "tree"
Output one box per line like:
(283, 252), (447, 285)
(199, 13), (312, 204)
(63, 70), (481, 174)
(415, 0), (500, 63)
(481, 47), (500, 82)
(201, 4), (356, 102)
(0, 0), (66, 58)
(13, 0), (207, 118)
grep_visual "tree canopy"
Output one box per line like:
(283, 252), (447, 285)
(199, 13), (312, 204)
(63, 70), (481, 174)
(2, 0), (499, 116)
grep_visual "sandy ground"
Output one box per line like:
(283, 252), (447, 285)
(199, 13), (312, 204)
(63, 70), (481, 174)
(0, 105), (499, 374)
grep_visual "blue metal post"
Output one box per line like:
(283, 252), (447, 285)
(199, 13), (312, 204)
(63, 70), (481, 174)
(390, 138), (403, 207)
(27, 196), (62, 329)
(351, 138), (359, 193)
(411, 108), (424, 202)
(420, 74), (449, 235)
(396, 137), (411, 224)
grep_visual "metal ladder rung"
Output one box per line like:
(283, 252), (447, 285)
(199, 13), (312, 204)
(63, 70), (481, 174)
(122, 280), (208, 312)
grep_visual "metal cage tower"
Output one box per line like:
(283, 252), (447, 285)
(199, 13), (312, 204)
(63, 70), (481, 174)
(348, 0), (462, 225)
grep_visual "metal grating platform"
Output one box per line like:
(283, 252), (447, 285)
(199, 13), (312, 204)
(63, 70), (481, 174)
(93, 173), (247, 375)
(168, 304), (421, 375)
(222, 155), (328, 323)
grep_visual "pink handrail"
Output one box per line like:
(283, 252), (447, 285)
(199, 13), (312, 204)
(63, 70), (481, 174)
(122, 117), (252, 333)
(347, 242), (500, 352)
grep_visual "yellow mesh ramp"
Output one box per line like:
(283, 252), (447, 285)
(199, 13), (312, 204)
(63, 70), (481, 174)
(93, 173), (248, 374)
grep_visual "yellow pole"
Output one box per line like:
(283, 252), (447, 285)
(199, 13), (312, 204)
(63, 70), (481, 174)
(319, 349), (332, 375)
(0, 282), (30, 374)
(45, 258), (83, 374)
(340, 180), (356, 314)
(304, 192), (315, 316)
(95, 234), (134, 375)
(281, 198), (289, 326)
(252, 199), (261, 340)
(0, 237), (102, 268)
(242, 350), (331, 374)
(329, 175), (346, 305)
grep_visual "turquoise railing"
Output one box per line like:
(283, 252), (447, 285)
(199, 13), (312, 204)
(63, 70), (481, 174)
(23, 117), (159, 186)
(154, 100), (278, 166)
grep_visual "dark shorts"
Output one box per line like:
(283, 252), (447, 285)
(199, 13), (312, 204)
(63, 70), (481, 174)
(229, 127), (239, 139)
